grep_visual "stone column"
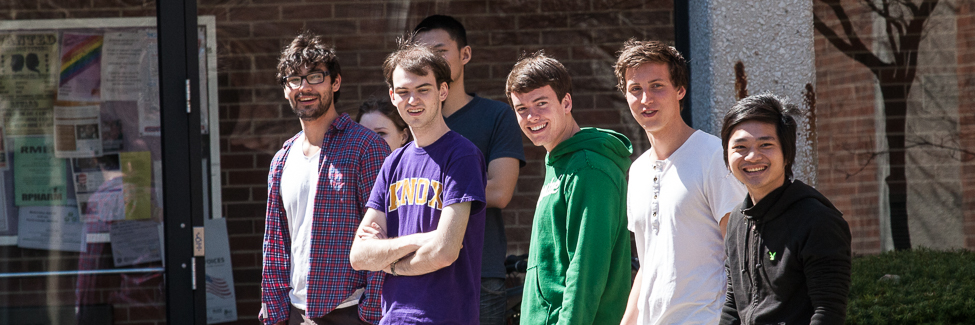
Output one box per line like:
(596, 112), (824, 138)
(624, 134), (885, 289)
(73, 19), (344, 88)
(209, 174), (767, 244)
(688, 0), (818, 185)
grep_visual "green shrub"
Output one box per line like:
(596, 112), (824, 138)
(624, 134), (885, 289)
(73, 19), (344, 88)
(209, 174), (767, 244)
(848, 248), (975, 324)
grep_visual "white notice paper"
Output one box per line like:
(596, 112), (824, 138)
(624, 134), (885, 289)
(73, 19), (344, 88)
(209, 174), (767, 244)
(138, 31), (160, 136)
(17, 205), (86, 252)
(101, 31), (145, 101)
(110, 219), (162, 267)
(54, 105), (103, 158)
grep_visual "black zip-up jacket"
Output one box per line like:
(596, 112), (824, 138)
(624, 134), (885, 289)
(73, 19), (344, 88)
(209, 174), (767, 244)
(720, 180), (851, 325)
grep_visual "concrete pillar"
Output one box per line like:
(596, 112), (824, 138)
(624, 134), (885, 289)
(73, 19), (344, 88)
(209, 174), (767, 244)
(688, 0), (817, 185)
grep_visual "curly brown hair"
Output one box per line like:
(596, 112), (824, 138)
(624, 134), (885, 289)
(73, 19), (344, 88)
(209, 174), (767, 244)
(276, 31), (342, 103)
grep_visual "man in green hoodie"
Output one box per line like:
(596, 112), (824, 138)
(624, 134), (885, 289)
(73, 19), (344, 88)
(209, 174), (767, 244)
(504, 51), (632, 324)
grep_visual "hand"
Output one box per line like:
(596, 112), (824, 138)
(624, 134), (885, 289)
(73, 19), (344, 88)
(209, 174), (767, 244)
(357, 222), (387, 240)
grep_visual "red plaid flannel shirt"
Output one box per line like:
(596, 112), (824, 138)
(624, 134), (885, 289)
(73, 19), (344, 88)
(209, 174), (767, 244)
(261, 114), (390, 324)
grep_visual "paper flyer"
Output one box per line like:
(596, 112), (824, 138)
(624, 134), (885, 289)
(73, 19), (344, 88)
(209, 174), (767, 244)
(58, 33), (103, 102)
(109, 220), (162, 267)
(205, 218), (238, 323)
(120, 151), (151, 220)
(100, 30), (145, 101)
(198, 27), (210, 134)
(54, 105), (103, 158)
(13, 136), (69, 206)
(73, 155), (124, 223)
(17, 205), (86, 252)
(0, 174), (8, 232)
(138, 31), (160, 136)
(101, 118), (123, 154)
(0, 124), (8, 170)
(0, 33), (58, 136)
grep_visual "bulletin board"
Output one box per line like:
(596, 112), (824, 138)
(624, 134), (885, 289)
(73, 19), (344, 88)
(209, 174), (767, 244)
(0, 16), (222, 246)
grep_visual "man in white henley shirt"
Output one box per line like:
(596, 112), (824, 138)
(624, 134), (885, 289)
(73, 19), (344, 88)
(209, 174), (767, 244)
(615, 40), (747, 325)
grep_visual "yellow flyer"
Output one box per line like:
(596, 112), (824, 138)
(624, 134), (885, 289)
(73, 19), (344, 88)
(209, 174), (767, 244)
(120, 151), (151, 220)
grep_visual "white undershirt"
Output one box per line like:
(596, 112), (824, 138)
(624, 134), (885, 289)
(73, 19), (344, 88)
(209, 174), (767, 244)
(281, 144), (319, 310)
(280, 143), (362, 311)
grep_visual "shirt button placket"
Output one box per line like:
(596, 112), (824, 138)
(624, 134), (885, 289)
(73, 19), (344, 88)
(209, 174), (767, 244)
(650, 162), (662, 233)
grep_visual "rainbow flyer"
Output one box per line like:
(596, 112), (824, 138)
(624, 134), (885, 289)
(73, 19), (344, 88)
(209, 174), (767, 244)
(57, 33), (102, 102)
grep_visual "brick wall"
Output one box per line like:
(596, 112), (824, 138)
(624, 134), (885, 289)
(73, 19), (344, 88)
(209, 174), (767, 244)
(813, 1), (884, 254)
(206, 1), (673, 323)
(0, 1), (675, 323)
(813, 0), (975, 254)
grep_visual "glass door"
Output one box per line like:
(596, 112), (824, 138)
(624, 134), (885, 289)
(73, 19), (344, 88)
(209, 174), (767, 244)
(0, 1), (211, 323)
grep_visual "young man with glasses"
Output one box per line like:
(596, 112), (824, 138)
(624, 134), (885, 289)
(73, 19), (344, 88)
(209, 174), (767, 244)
(261, 32), (390, 325)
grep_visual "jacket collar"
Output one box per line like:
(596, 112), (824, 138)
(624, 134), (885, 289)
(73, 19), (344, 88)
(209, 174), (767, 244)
(741, 180), (792, 222)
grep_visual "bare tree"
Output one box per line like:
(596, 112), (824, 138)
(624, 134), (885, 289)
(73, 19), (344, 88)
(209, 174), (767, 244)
(813, 0), (939, 250)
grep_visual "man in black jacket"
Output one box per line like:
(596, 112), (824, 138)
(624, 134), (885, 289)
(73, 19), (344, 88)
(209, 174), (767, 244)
(719, 93), (851, 325)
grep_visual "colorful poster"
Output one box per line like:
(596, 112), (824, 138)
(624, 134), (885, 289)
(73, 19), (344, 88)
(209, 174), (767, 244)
(205, 218), (238, 323)
(12, 136), (68, 206)
(17, 205), (86, 252)
(53, 105), (103, 158)
(0, 33), (58, 136)
(120, 151), (151, 220)
(57, 33), (102, 102)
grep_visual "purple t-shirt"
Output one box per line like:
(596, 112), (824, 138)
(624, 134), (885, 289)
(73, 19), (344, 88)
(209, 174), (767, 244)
(366, 131), (487, 324)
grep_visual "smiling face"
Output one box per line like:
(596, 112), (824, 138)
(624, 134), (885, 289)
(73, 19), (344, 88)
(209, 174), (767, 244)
(511, 85), (574, 152)
(727, 120), (787, 203)
(624, 63), (686, 136)
(414, 29), (470, 84)
(359, 111), (409, 151)
(389, 66), (448, 133)
(283, 64), (340, 121)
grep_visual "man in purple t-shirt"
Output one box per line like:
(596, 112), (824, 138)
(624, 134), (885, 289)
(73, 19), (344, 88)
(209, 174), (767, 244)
(349, 40), (487, 324)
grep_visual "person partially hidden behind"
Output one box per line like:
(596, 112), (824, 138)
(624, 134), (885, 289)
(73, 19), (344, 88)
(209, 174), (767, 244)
(719, 93), (851, 325)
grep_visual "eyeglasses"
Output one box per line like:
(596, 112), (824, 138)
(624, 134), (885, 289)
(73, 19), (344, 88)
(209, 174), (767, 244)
(284, 70), (329, 89)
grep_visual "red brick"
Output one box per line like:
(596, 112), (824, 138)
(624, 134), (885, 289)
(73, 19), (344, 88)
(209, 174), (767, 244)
(336, 3), (384, 19)
(542, 30), (592, 45)
(465, 16), (518, 32)
(542, 0), (589, 12)
(491, 0), (541, 14)
(228, 5), (281, 21)
(441, 0), (489, 15)
(620, 10), (672, 26)
(518, 13), (569, 30)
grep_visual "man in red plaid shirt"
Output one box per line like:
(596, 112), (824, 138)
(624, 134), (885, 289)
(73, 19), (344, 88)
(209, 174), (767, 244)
(260, 31), (390, 325)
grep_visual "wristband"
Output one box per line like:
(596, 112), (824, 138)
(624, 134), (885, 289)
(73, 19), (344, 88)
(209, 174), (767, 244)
(390, 258), (400, 276)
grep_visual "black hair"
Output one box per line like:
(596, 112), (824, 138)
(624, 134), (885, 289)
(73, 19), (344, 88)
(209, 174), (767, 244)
(413, 15), (468, 48)
(720, 93), (798, 180)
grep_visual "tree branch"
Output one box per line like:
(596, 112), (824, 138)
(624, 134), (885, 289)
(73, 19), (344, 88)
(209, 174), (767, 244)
(814, 0), (892, 70)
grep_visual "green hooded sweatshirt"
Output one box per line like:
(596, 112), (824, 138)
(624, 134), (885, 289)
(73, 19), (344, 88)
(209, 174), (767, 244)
(522, 127), (633, 325)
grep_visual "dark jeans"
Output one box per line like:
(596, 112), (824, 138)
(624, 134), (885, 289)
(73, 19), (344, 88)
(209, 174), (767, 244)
(288, 304), (370, 325)
(479, 277), (507, 325)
